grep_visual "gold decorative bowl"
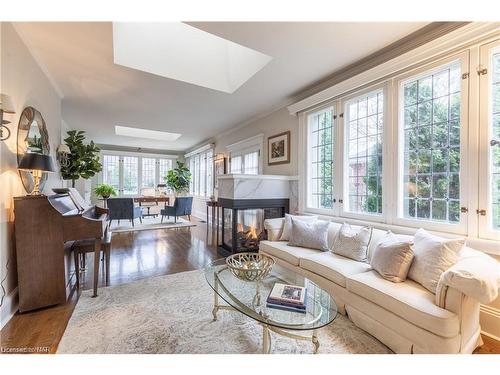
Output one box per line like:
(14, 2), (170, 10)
(225, 253), (275, 282)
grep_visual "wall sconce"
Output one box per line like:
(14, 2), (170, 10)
(0, 94), (16, 141)
(57, 143), (71, 167)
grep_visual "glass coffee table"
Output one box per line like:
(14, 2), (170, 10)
(204, 258), (338, 354)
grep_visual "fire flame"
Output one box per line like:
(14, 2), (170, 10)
(247, 226), (258, 239)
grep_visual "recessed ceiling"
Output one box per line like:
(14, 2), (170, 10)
(113, 22), (272, 93)
(115, 125), (181, 141)
(12, 22), (430, 151)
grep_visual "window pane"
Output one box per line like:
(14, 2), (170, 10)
(189, 158), (195, 194)
(206, 151), (213, 197)
(401, 63), (461, 223)
(231, 155), (242, 174)
(102, 155), (120, 193)
(200, 153), (206, 196)
(123, 156), (138, 195)
(308, 107), (335, 209)
(244, 151), (259, 175)
(158, 159), (173, 193)
(491, 50), (500, 229)
(141, 158), (156, 188)
(194, 155), (200, 195)
(345, 90), (383, 214)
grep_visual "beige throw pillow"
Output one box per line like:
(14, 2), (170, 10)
(288, 218), (330, 251)
(279, 214), (318, 241)
(331, 223), (372, 262)
(371, 231), (414, 283)
(408, 228), (465, 294)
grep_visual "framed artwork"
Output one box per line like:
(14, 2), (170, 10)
(213, 155), (226, 188)
(267, 131), (290, 165)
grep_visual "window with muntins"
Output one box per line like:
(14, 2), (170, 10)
(345, 90), (384, 214)
(141, 158), (156, 188)
(490, 50), (500, 229)
(122, 156), (138, 195)
(308, 107), (335, 209)
(401, 62), (461, 223)
(102, 155), (120, 192)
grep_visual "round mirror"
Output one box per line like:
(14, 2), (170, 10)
(17, 107), (50, 194)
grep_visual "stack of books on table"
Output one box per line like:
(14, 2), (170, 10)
(266, 283), (307, 314)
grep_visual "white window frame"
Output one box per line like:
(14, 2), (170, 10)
(340, 84), (389, 223)
(304, 104), (339, 216)
(394, 52), (469, 235)
(99, 150), (177, 197)
(185, 146), (215, 198)
(226, 134), (264, 175)
(478, 38), (500, 240)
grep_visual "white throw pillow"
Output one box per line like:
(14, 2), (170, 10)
(370, 231), (414, 283)
(408, 228), (465, 294)
(331, 223), (372, 262)
(279, 214), (318, 241)
(288, 218), (329, 251)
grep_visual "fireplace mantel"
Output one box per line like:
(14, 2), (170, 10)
(217, 174), (298, 201)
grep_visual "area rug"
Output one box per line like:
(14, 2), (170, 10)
(110, 217), (195, 233)
(57, 270), (391, 354)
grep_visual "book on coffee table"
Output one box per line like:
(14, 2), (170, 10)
(267, 283), (307, 312)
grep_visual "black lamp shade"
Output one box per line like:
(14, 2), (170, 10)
(18, 153), (56, 172)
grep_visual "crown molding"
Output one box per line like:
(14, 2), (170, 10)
(288, 22), (500, 114)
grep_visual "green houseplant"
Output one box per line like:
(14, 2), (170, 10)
(60, 130), (102, 187)
(94, 183), (117, 199)
(165, 160), (192, 195)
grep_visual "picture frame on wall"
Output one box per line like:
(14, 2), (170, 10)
(267, 131), (290, 165)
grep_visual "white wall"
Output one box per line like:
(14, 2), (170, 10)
(189, 107), (299, 221)
(214, 107), (299, 176)
(0, 22), (63, 328)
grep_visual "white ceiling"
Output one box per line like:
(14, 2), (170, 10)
(13, 22), (428, 151)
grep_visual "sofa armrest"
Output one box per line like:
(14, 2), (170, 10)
(264, 217), (285, 241)
(436, 248), (500, 307)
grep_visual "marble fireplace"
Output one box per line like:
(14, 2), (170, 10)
(217, 174), (297, 255)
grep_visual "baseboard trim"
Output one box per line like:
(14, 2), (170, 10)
(480, 304), (500, 342)
(0, 287), (18, 329)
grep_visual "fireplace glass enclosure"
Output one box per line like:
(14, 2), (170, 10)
(219, 198), (289, 255)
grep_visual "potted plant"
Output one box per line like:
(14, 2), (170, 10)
(94, 183), (117, 199)
(60, 130), (102, 187)
(165, 160), (192, 196)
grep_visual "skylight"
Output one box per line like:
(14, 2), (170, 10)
(115, 126), (181, 141)
(112, 22), (272, 93)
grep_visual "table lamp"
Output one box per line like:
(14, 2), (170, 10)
(18, 153), (56, 195)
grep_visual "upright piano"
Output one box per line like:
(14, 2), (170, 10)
(14, 188), (109, 312)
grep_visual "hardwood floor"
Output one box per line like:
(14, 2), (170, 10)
(1, 217), (498, 354)
(1, 217), (219, 354)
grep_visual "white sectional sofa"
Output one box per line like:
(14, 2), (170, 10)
(260, 217), (500, 354)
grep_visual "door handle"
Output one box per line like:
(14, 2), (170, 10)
(491, 139), (500, 147)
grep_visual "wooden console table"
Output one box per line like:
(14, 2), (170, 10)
(134, 196), (170, 217)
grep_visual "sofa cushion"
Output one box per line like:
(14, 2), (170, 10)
(331, 223), (372, 262)
(280, 214), (318, 241)
(347, 271), (459, 338)
(289, 218), (330, 251)
(370, 231), (414, 282)
(259, 240), (321, 266)
(408, 228), (465, 294)
(299, 252), (372, 288)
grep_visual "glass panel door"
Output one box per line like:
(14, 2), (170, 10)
(122, 156), (139, 195)
(479, 39), (500, 240)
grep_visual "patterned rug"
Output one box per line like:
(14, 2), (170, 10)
(110, 216), (195, 233)
(57, 270), (391, 354)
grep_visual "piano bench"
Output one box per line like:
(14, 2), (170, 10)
(72, 233), (112, 292)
